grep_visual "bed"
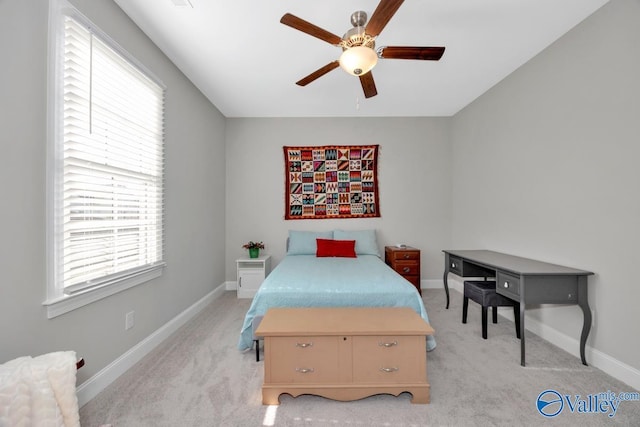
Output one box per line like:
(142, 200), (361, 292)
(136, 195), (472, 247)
(238, 230), (436, 352)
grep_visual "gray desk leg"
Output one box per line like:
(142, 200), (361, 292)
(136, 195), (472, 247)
(520, 300), (526, 366)
(578, 276), (591, 366)
(443, 269), (450, 310)
(442, 254), (451, 309)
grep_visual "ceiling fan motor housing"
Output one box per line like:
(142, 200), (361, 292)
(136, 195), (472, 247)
(341, 11), (375, 50)
(342, 26), (376, 50)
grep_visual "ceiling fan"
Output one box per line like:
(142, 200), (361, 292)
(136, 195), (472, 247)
(280, 0), (445, 99)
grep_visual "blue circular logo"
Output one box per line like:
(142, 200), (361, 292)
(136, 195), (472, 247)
(537, 390), (564, 417)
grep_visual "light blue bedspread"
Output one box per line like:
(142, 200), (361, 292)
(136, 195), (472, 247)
(238, 255), (436, 351)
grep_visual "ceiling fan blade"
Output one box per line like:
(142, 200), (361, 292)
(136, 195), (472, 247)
(359, 72), (378, 98)
(366, 0), (404, 37)
(280, 13), (343, 46)
(296, 61), (340, 86)
(379, 46), (445, 60)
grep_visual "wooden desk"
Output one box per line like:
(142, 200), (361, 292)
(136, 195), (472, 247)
(256, 307), (435, 405)
(442, 250), (593, 366)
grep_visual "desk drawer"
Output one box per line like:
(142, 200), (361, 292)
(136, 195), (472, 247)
(497, 271), (520, 298)
(448, 256), (463, 276)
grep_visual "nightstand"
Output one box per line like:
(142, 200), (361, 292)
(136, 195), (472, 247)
(385, 246), (421, 295)
(236, 255), (271, 299)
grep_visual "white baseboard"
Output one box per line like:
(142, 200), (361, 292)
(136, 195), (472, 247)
(439, 277), (640, 391)
(76, 283), (227, 407)
(225, 280), (237, 291)
(499, 307), (640, 391)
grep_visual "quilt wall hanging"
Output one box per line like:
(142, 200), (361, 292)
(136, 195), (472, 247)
(284, 145), (380, 220)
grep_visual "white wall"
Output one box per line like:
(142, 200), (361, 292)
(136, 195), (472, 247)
(0, 0), (226, 384)
(451, 0), (640, 376)
(224, 117), (452, 282)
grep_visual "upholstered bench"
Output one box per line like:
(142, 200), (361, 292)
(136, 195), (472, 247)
(462, 280), (521, 339)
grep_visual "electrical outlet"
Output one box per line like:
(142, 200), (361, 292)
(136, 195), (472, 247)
(125, 311), (135, 330)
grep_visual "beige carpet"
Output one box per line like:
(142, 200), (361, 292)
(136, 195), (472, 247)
(79, 289), (639, 426)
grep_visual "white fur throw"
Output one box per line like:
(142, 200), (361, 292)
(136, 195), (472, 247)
(0, 351), (80, 427)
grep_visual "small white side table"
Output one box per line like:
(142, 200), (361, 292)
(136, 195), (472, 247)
(236, 255), (271, 299)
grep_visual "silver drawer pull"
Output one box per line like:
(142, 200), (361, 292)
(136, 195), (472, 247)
(451, 262), (456, 268)
(379, 340), (398, 347)
(379, 367), (399, 373)
(295, 368), (314, 374)
(403, 254), (410, 259)
(504, 281), (509, 288)
(402, 267), (411, 273)
(295, 342), (313, 348)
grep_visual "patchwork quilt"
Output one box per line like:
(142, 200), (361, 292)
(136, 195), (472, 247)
(283, 145), (380, 220)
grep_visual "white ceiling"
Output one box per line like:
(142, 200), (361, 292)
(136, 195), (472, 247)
(113, 0), (609, 118)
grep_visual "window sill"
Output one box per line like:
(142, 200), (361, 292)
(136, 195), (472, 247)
(43, 265), (164, 319)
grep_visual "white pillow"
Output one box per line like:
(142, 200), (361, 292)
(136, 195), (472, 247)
(333, 229), (380, 257)
(287, 230), (333, 255)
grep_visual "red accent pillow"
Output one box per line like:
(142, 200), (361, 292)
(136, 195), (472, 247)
(316, 238), (357, 258)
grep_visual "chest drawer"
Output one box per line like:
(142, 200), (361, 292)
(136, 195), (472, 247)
(497, 271), (520, 298)
(352, 336), (426, 383)
(392, 262), (419, 276)
(388, 250), (419, 262)
(268, 336), (340, 384)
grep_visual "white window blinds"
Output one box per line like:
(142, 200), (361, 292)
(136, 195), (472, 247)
(57, 15), (165, 294)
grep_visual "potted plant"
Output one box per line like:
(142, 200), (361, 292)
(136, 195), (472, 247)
(242, 241), (265, 258)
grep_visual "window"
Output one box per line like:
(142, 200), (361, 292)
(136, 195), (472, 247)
(45, 1), (165, 318)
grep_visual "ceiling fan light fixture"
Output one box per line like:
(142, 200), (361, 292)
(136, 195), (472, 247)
(339, 46), (378, 76)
